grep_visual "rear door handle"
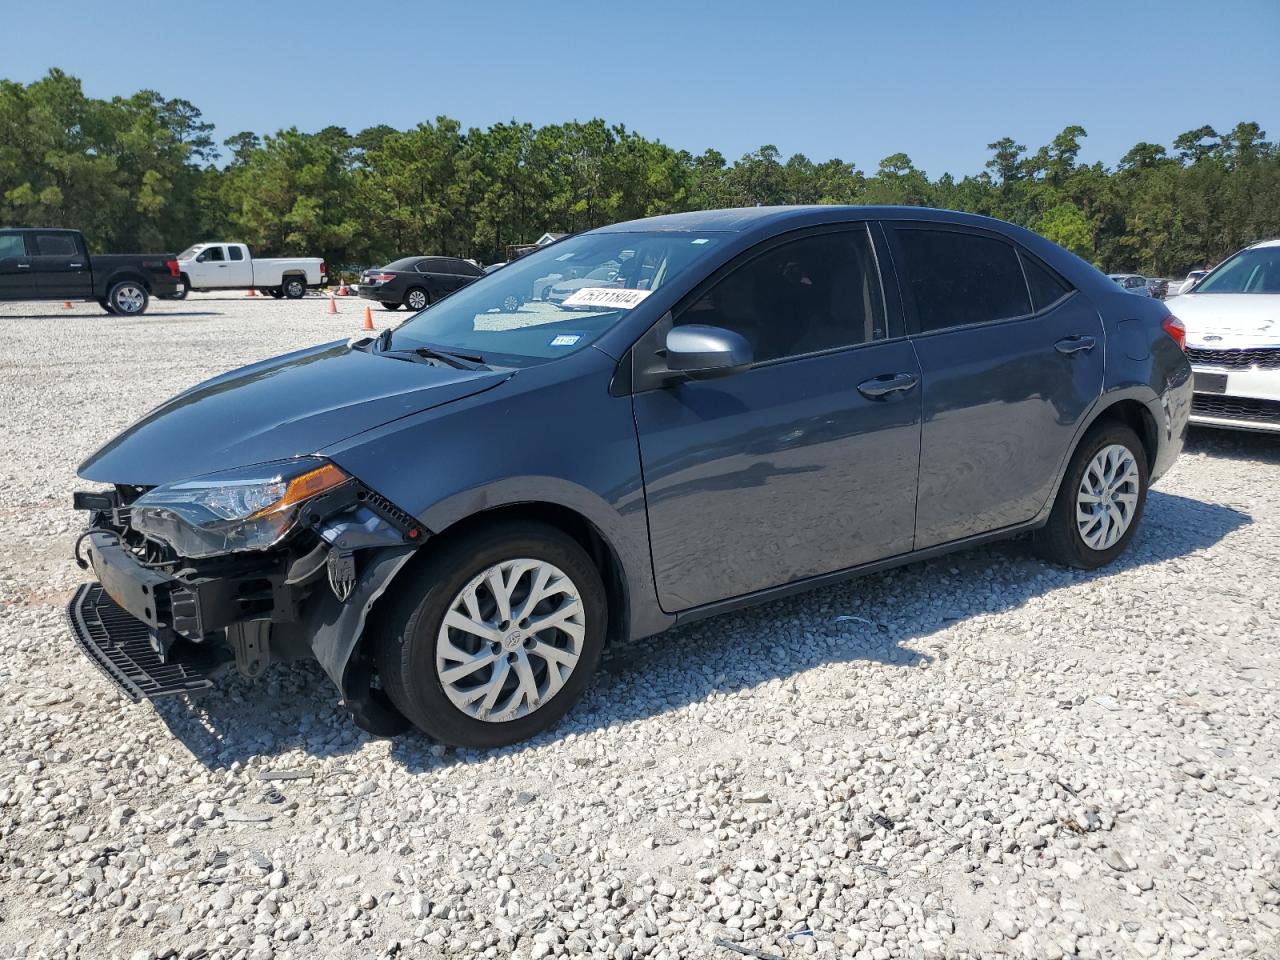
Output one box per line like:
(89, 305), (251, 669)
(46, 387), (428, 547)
(857, 372), (919, 399)
(1055, 335), (1097, 355)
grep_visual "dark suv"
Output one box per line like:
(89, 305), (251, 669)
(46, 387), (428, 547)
(358, 256), (484, 311)
(69, 207), (1191, 747)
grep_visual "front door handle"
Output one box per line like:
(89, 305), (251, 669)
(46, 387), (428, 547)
(1055, 335), (1097, 355)
(857, 372), (919, 399)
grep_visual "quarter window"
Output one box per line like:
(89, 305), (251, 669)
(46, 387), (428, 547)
(893, 228), (1032, 332)
(1020, 251), (1073, 312)
(676, 229), (887, 363)
(228, 245), (245, 261)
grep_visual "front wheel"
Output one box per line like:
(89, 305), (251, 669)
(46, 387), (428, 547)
(282, 277), (306, 299)
(1035, 422), (1148, 569)
(374, 522), (606, 748)
(404, 287), (429, 311)
(108, 280), (149, 316)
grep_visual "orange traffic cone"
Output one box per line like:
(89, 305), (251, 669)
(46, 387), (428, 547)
(328, 293), (337, 315)
(247, 287), (256, 297)
(63, 301), (73, 309)
(337, 279), (348, 297)
(362, 306), (374, 331)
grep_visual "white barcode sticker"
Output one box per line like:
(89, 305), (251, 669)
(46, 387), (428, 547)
(560, 287), (653, 310)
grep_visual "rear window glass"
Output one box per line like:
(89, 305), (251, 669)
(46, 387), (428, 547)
(894, 228), (1032, 332)
(1020, 252), (1073, 311)
(385, 257), (421, 271)
(0, 234), (25, 258)
(35, 233), (77, 256)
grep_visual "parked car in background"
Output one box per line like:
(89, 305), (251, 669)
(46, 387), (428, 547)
(1173, 239), (1280, 432)
(1109, 273), (1154, 296)
(358, 256), (484, 311)
(545, 264), (624, 304)
(68, 206), (1190, 748)
(1146, 278), (1170, 299)
(0, 227), (179, 315)
(1169, 270), (1209, 296)
(175, 243), (325, 299)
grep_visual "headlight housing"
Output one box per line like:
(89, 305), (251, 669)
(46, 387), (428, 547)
(131, 458), (351, 558)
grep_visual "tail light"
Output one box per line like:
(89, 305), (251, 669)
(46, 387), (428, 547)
(319, 261), (326, 277)
(165, 258), (180, 278)
(369, 272), (396, 283)
(1161, 314), (1186, 351)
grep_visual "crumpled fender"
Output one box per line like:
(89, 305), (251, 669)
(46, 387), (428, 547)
(300, 544), (417, 694)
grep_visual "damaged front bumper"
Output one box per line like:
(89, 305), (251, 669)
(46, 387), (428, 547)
(67, 482), (424, 732)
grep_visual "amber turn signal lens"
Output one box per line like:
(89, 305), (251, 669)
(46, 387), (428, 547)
(249, 462), (349, 519)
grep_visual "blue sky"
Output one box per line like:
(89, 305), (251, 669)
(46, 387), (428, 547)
(3, 0), (1277, 176)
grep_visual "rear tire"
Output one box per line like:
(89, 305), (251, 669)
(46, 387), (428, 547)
(282, 277), (306, 299)
(107, 280), (149, 316)
(374, 521), (606, 748)
(1034, 421), (1148, 569)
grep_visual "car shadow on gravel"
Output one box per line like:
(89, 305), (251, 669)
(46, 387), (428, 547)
(1185, 426), (1280, 465)
(154, 489), (1247, 771)
(4, 310), (222, 319)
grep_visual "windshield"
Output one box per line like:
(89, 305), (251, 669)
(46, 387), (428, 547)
(178, 245), (202, 260)
(388, 231), (724, 364)
(1193, 247), (1280, 295)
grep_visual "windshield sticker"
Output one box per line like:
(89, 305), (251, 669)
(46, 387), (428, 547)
(549, 334), (583, 347)
(560, 287), (653, 310)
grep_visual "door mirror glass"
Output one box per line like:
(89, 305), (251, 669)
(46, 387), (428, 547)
(665, 325), (753, 379)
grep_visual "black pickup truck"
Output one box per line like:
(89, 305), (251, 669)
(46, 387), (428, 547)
(0, 227), (181, 315)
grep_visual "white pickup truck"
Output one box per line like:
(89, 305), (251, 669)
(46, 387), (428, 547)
(172, 243), (326, 299)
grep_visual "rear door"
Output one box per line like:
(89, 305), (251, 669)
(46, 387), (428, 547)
(32, 231), (92, 298)
(425, 257), (481, 295)
(633, 224), (923, 611)
(224, 244), (253, 288)
(885, 222), (1103, 549)
(0, 231), (34, 300)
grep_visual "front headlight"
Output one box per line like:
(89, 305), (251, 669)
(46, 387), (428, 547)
(131, 458), (351, 558)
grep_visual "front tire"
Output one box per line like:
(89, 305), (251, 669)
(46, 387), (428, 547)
(108, 280), (149, 316)
(1035, 421), (1148, 569)
(282, 277), (306, 299)
(404, 287), (429, 311)
(374, 521), (606, 748)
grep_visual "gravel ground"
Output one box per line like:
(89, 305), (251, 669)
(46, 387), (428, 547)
(1, 294), (1278, 960)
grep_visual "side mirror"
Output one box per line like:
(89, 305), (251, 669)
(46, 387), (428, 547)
(665, 324), (753, 379)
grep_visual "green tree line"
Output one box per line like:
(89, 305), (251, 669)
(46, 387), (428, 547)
(3, 69), (1278, 278)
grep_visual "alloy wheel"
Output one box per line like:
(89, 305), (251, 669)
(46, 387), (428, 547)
(435, 558), (585, 723)
(407, 290), (427, 310)
(1076, 443), (1140, 551)
(114, 284), (145, 314)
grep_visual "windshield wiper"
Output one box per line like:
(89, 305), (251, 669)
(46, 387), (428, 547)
(369, 330), (489, 370)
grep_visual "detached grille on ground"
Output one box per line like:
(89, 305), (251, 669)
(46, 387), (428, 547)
(1187, 347), (1280, 369)
(66, 582), (214, 701)
(1191, 393), (1280, 425)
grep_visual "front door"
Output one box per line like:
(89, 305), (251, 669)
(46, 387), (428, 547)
(885, 223), (1104, 549)
(633, 226), (923, 612)
(0, 231), (34, 300)
(188, 245), (228, 288)
(31, 231), (92, 299)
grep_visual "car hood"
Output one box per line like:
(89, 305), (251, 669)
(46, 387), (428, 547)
(1173, 294), (1280, 347)
(78, 341), (510, 486)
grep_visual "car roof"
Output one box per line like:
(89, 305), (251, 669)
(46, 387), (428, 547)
(1248, 238), (1280, 249)
(593, 205), (1017, 234)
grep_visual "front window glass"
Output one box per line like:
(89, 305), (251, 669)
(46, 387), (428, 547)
(675, 228), (886, 362)
(389, 231), (724, 365)
(0, 234), (24, 258)
(1193, 247), (1280, 294)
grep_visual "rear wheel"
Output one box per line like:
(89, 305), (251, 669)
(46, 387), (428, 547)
(282, 277), (306, 299)
(374, 521), (606, 748)
(108, 280), (149, 316)
(404, 287), (429, 311)
(1035, 422), (1148, 569)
